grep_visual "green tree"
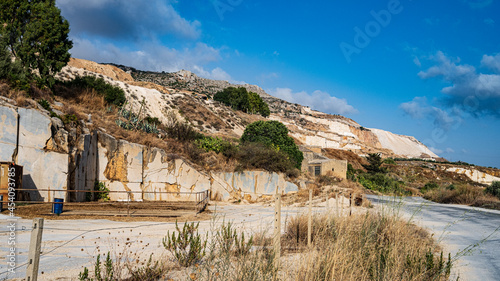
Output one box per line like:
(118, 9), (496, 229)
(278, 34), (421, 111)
(214, 87), (270, 117)
(0, 0), (72, 87)
(363, 153), (385, 174)
(241, 120), (303, 169)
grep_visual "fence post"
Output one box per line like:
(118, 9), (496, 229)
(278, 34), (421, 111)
(335, 189), (339, 217)
(26, 218), (44, 281)
(349, 192), (352, 216)
(127, 192), (130, 217)
(273, 193), (281, 268)
(308, 189), (312, 247)
(326, 192), (329, 214)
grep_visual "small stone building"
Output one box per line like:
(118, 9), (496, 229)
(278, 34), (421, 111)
(300, 146), (348, 179)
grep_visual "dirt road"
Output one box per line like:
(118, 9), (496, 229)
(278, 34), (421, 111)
(367, 195), (500, 281)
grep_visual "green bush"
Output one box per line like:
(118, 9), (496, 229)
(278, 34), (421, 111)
(213, 87), (270, 117)
(234, 142), (299, 176)
(61, 114), (78, 124)
(62, 76), (126, 106)
(421, 182), (439, 193)
(79, 252), (114, 281)
(241, 120), (303, 169)
(485, 181), (500, 199)
(94, 181), (110, 202)
(38, 99), (51, 111)
(347, 163), (357, 181)
(195, 136), (234, 154)
(383, 158), (396, 165)
(162, 221), (207, 267)
(358, 173), (411, 196)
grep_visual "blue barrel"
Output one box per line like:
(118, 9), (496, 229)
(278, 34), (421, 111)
(53, 198), (64, 215)
(0, 195), (3, 211)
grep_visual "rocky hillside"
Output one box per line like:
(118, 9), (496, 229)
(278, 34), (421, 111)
(58, 59), (439, 159)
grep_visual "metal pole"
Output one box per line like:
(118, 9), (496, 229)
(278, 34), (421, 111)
(349, 193), (352, 216)
(308, 189), (312, 247)
(26, 218), (44, 281)
(274, 193), (281, 268)
(335, 189), (338, 217)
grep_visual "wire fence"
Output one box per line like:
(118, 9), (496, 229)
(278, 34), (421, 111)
(4, 188), (210, 217)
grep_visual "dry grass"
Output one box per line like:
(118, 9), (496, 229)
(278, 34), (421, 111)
(424, 184), (500, 209)
(285, 213), (451, 281)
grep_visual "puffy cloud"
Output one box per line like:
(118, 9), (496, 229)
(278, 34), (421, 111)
(481, 53), (500, 73)
(445, 147), (455, 153)
(399, 97), (462, 131)
(268, 88), (358, 115)
(57, 0), (201, 40)
(417, 51), (500, 117)
(57, 0), (237, 81)
(484, 18), (495, 25)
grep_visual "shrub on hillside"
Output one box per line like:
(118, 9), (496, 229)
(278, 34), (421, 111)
(358, 173), (411, 196)
(485, 181), (500, 199)
(421, 182), (439, 193)
(213, 87), (270, 117)
(195, 136), (235, 154)
(61, 76), (126, 106)
(234, 142), (299, 177)
(241, 120), (303, 169)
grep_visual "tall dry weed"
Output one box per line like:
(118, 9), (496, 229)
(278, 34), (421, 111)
(288, 212), (451, 281)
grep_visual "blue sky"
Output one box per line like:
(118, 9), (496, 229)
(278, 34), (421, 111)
(56, 0), (500, 168)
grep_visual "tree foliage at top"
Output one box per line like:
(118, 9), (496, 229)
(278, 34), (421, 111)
(213, 87), (270, 117)
(0, 0), (72, 87)
(363, 153), (386, 174)
(241, 120), (303, 169)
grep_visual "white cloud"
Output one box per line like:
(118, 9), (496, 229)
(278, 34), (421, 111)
(268, 88), (358, 115)
(413, 56), (422, 67)
(417, 51), (500, 117)
(429, 147), (443, 154)
(481, 53), (500, 73)
(445, 147), (455, 153)
(484, 18), (495, 25)
(399, 97), (462, 130)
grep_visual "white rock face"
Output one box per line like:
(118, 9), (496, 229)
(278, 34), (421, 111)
(446, 167), (500, 185)
(369, 128), (438, 158)
(0, 105), (68, 201)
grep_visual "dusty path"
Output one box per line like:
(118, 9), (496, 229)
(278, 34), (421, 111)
(0, 198), (354, 280)
(367, 195), (500, 281)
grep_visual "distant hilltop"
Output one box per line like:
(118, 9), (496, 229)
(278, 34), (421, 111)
(83, 59), (437, 160)
(108, 64), (271, 98)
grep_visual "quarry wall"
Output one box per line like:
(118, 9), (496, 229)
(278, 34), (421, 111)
(0, 104), (298, 202)
(445, 167), (500, 185)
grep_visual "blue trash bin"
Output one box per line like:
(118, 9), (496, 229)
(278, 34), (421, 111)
(53, 198), (64, 215)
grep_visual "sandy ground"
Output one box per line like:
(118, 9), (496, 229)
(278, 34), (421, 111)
(0, 195), (361, 280)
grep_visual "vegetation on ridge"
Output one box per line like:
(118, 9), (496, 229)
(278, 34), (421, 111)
(213, 86), (270, 117)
